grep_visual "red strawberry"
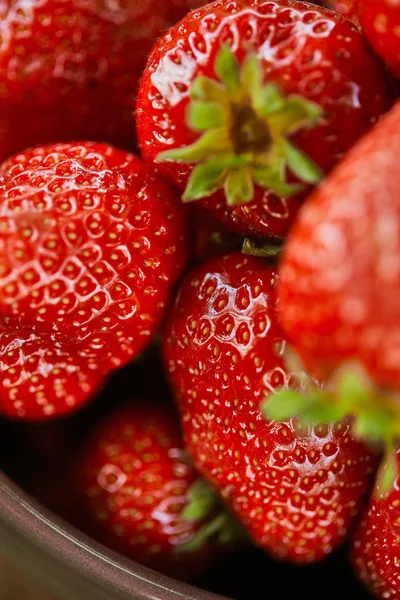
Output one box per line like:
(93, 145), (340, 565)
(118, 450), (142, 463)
(352, 449), (400, 600)
(0, 0), (206, 161)
(72, 401), (242, 580)
(279, 102), (400, 420)
(137, 0), (391, 240)
(323, 1), (359, 25)
(0, 142), (187, 421)
(163, 251), (376, 564)
(358, 0), (400, 79)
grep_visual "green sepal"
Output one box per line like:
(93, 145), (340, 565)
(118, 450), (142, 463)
(157, 129), (230, 164)
(263, 390), (312, 422)
(354, 409), (394, 445)
(241, 53), (263, 100)
(254, 160), (304, 197)
(216, 45), (241, 94)
(283, 140), (323, 184)
(254, 83), (285, 117)
(182, 479), (218, 522)
(225, 167), (254, 205)
(189, 101), (227, 131)
(376, 451), (398, 497)
(269, 95), (323, 136)
(242, 237), (283, 258)
(157, 46), (325, 205)
(183, 160), (226, 201)
(178, 512), (249, 554)
(190, 76), (228, 105)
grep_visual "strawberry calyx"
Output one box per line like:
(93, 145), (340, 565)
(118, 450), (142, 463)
(242, 237), (284, 258)
(157, 46), (324, 206)
(179, 479), (247, 552)
(263, 357), (400, 494)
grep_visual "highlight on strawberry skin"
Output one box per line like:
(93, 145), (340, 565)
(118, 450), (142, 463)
(0, 142), (188, 421)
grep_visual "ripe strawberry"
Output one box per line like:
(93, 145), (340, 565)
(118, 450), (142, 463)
(137, 0), (391, 240)
(279, 102), (400, 429)
(358, 0), (400, 79)
(163, 252), (376, 563)
(72, 401), (241, 580)
(0, 142), (187, 421)
(352, 449), (400, 600)
(323, 1), (358, 25)
(0, 0), (206, 161)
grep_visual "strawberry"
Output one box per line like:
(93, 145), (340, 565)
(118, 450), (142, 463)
(323, 1), (358, 24)
(71, 401), (242, 580)
(137, 0), (391, 240)
(352, 449), (400, 600)
(277, 102), (400, 449)
(0, 0), (206, 161)
(358, 0), (400, 79)
(0, 142), (187, 421)
(163, 251), (376, 563)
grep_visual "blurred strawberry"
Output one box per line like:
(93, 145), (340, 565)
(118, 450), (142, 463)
(0, 0), (206, 161)
(70, 401), (243, 579)
(358, 0), (400, 79)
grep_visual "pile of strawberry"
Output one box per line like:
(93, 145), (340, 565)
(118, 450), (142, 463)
(3, 0), (400, 597)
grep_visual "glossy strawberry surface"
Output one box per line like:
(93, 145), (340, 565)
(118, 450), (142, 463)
(0, 142), (187, 420)
(279, 102), (400, 391)
(163, 252), (375, 563)
(323, 0), (358, 25)
(73, 401), (233, 580)
(0, 0), (206, 161)
(352, 449), (400, 600)
(137, 0), (391, 240)
(358, 0), (400, 79)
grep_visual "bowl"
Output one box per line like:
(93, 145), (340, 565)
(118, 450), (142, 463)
(0, 472), (226, 600)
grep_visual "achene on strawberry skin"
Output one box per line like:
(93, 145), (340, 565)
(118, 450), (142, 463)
(137, 0), (391, 240)
(352, 448), (400, 600)
(69, 401), (242, 580)
(0, 142), (188, 421)
(163, 252), (377, 564)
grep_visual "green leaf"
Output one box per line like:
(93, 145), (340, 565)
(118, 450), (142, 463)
(188, 101), (227, 130)
(263, 390), (310, 422)
(190, 76), (229, 105)
(216, 46), (240, 94)
(241, 53), (263, 99)
(157, 129), (231, 163)
(183, 160), (226, 201)
(254, 83), (285, 117)
(283, 140), (323, 184)
(224, 167), (254, 206)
